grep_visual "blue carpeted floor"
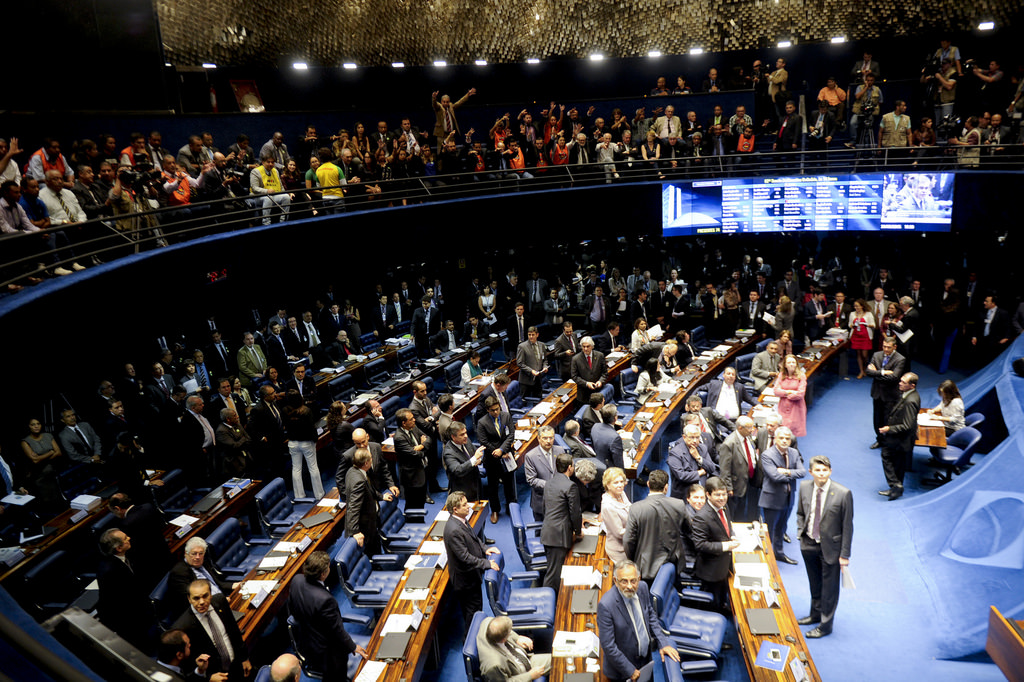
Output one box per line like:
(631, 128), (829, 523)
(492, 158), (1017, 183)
(300, 351), (1006, 681)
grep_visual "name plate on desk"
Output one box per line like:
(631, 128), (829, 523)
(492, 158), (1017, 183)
(174, 524), (193, 539)
(226, 487), (242, 499)
(70, 510), (88, 524)
(250, 586), (270, 609)
(298, 536), (312, 551)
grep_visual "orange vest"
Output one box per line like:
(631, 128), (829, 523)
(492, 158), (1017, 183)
(120, 146), (138, 166)
(163, 171), (192, 205)
(30, 149), (67, 178)
(508, 147), (526, 170)
(737, 134), (756, 152)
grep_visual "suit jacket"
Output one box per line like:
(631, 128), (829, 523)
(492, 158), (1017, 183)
(629, 299), (649, 325)
(796, 480), (853, 564)
(738, 300), (767, 334)
(363, 413), (387, 443)
(540, 473), (581, 549)
(825, 302), (851, 331)
(597, 582), (669, 681)
(394, 426), (430, 489)
(552, 332), (579, 378)
(344, 467), (382, 546)
(282, 325), (308, 356)
(865, 350), (905, 402)
(591, 422), (624, 469)
(264, 333), (290, 371)
(652, 115), (683, 139)
(523, 446), (560, 517)
(443, 440), (483, 501)
(579, 406), (603, 440)
(476, 616), (543, 682)
(705, 380), (752, 421)
(718, 430), (762, 498)
(236, 344), (268, 386)
(804, 299), (828, 338)
(750, 350), (780, 392)
(286, 574), (358, 676)
(336, 442), (395, 497)
(649, 289), (674, 321)
(215, 422), (253, 476)
(326, 339), (358, 364)
(884, 389), (921, 451)
(505, 314), (529, 347)
(247, 400), (287, 454)
(581, 294), (612, 324)
(515, 340), (547, 387)
(777, 114), (803, 148)
(168, 557), (234, 614)
(623, 493), (691, 581)
(570, 350), (608, 407)
(59, 423), (103, 463)
(668, 440), (718, 495)
(463, 320), (489, 341)
(205, 341), (235, 379)
(443, 514), (490, 592)
(171, 594), (249, 677)
(758, 445), (806, 510)
(591, 330), (621, 357)
(431, 327), (461, 354)
(120, 503), (174, 589)
(692, 503), (734, 582)
(683, 407), (734, 444)
(411, 306), (440, 343)
(564, 433), (596, 459)
(96, 555), (155, 643)
(208, 392), (248, 429)
(475, 410), (515, 456)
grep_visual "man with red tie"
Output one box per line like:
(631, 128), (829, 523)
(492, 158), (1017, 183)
(692, 477), (741, 611)
(718, 416), (763, 523)
(570, 336), (608, 407)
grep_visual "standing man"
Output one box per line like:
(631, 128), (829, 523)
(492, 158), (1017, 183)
(877, 373), (920, 501)
(540, 453), (582, 590)
(623, 470), (692, 584)
(750, 341), (781, 393)
(394, 408), (431, 509)
(571, 336), (608, 407)
(171, 580), (252, 679)
(345, 448), (394, 556)
(865, 337), (905, 450)
(552, 321), (579, 380)
(442, 422), (486, 503)
(718, 416), (763, 523)
(524, 426), (562, 521)
(476, 396), (516, 524)
(597, 559), (681, 682)
(442, 491), (500, 628)
(796, 456), (853, 639)
(691, 477), (741, 610)
(516, 326), (549, 399)
(758, 427), (805, 564)
(287, 551), (367, 681)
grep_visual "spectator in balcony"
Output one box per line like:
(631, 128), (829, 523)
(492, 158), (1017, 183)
(250, 153), (290, 225)
(922, 59), (957, 133)
(111, 164), (164, 248)
(774, 101), (803, 155)
(432, 87), (476, 151)
(145, 131), (170, 167)
(175, 136), (205, 178)
(933, 37), (962, 76)
(673, 75), (693, 95)
(281, 157), (313, 214)
(72, 165), (111, 222)
(543, 104), (565, 144)
(706, 105), (728, 156)
(609, 108), (630, 144)
(650, 76), (670, 96)
(768, 58), (790, 124)
(850, 50), (880, 85)
(948, 116), (981, 169)
(807, 100), (837, 162)
(259, 132), (290, 170)
(226, 134), (257, 190)
(909, 116), (937, 166)
(682, 110), (704, 140)
(702, 68), (724, 93)
(880, 100), (912, 157)
(27, 138), (74, 187)
(848, 73), (883, 147)
(350, 122), (371, 158)
(315, 147), (345, 214)
(816, 76), (847, 122)
(0, 137), (21, 186)
(652, 105), (682, 142)
(686, 131), (709, 169)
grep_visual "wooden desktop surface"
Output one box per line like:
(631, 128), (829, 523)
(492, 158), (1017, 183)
(163, 479), (265, 555)
(549, 532), (613, 682)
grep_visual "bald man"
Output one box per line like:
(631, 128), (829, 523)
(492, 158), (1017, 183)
(269, 653), (301, 682)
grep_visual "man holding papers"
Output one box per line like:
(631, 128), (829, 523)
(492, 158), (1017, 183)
(443, 491), (501, 629)
(796, 456), (853, 638)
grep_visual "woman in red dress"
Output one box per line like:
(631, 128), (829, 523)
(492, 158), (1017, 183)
(849, 298), (875, 378)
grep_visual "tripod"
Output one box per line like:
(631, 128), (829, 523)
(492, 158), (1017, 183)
(853, 114), (877, 171)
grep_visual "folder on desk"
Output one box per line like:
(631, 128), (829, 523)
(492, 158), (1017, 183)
(564, 674), (596, 682)
(299, 512), (335, 529)
(428, 521), (447, 540)
(554, 386), (573, 396)
(570, 589), (600, 614)
(404, 566), (436, 590)
(377, 631), (413, 660)
(745, 607), (781, 635)
(572, 535), (599, 554)
(192, 492), (222, 514)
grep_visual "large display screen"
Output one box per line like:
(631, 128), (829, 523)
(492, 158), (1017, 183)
(662, 172), (954, 236)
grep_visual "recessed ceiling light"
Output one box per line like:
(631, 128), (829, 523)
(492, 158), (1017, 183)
(777, 40), (792, 48)
(392, 61), (405, 68)
(202, 63), (217, 69)
(647, 50), (662, 58)
(164, 62), (172, 67)
(475, 59), (487, 66)
(978, 21), (994, 30)
(526, 58), (540, 64)
(830, 36), (847, 43)
(689, 48), (704, 55)
(589, 54), (604, 61)
(433, 60), (447, 67)
(292, 62), (308, 70)
(342, 62), (357, 69)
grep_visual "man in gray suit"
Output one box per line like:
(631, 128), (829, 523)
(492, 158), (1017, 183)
(476, 615), (551, 682)
(540, 452), (582, 590)
(524, 426), (561, 521)
(877, 372), (920, 500)
(57, 409), (104, 464)
(796, 455), (853, 638)
(623, 470), (691, 583)
(515, 326), (548, 399)
(750, 341), (781, 393)
(718, 416), (763, 522)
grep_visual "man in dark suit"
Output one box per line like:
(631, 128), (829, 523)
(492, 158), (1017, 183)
(386, 293), (409, 330)
(410, 296), (440, 358)
(321, 303), (347, 340)
(774, 100), (803, 153)
(442, 422), (485, 502)
(865, 337), (905, 449)
(796, 455), (854, 638)
(825, 291), (851, 331)
(246, 385), (287, 475)
(890, 296), (921, 369)
(623, 470), (691, 583)
(668, 425), (719, 496)
(371, 295), (390, 337)
(563, 419), (599, 459)
(704, 367), (753, 422)
(692, 477), (741, 609)
(171, 579), (252, 679)
(283, 364), (317, 411)
(476, 396), (516, 524)
(336, 428), (399, 502)
(207, 378), (247, 430)
(326, 330), (359, 366)
(540, 452), (582, 590)
(264, 323), (294, 372)
(649, 280), (674, 328)
(394, 408), (431, 509)
(591, 404), (625, 469)
(877, 372), (920, 500)
(362, 399), (388, 443)
(552, 321), (580, 379)
(96, 529), (157, 650)
(107, 492), (173, 591)
(581, 285), (611, 332)
(630, 290), (650, 327)
(804, 291), (829, 342)
(282, 317), (309, 359)
(592, 321), (626, 356)
(717, 416), (763, 523)
(505, 302), (529, 352)
(738, 290), (767, 336)
(345, 448), (394, 557)
(442, 491), (500, 628)
(463, 315), (489, 342)
(57, 409), (104, 464)
(430, 320), (461, 355)
(579, 393), (606, 440)
(758, 427), (805, 563)
(168, 537), (238, 615)
(971, 294), (1012, 364)
(516, 326), (548, 399)
(473, 373), (511, 421)
(205, 331), (235, 382)
(523, 426), (561, 521)
(597, 559), (680, 682)
(287, 551), (366, 681)
(570, 336), (608, 407)
(682, 395), (735, 445)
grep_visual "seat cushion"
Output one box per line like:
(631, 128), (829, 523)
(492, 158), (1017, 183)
(507, 588), (555, 625)
(667, 608), (727, 655)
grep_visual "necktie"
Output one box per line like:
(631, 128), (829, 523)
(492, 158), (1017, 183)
(55, 192), (76, 222)
(75, 427), (90, 448)
(494, 415), (502, 437)
(197, 364), (208, 387)
(271, 403), (281, 425)
(204, 611), (232, 667)
(586, 355), (593, 369)
(505, 641), (531, 672)
(218, 344), (227, 364)
(811, 486), (823, 541)
(718, 507), (731, 536)
(627, 597), (651, 656)
(882, 354), (889, 367)
(743, 437), (754, 478)
(518, 317), (524, 342)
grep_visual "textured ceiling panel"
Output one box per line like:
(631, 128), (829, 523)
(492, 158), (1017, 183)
(157, 0), (1017, 67)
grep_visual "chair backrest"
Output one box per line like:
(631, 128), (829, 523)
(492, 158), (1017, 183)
(649, 563), (676, 617)
(462, 611), (488, 682)
(359, 332), (378, 349)
(253, 665), (272, 682)
(963, 413), (985, 428)
(445, 361), (463, 391)
(599, 383), (615, 404)
(287, 615), (322, 677)
(395, 320), (411, 335)
(205, 517), (248, 569)
(329, 373), (355, 402)
(254, 478), (291, 527)
(152, 469), (190, 513)
(690, 325), (707, 349)
(508, 502), (530, 563)
(379, 498), (407, 537)
(57, 463), (102, 501)
(619, 367), (639, 393)
(505, 380), (522, 410)
(364, 358), (389, 385)
(422, 376), (436, 401)
(948, 426), (983, 463)
(484, 566), (512, 614)
(397, 344), (417, 369)
(477, 346), (493, 369)
(333, 537), (371, 596)
(735, 352), (756, 375)
(149, 571), (175, 627)
(380, 395), (402, 426)
(755, 338), (772, 353)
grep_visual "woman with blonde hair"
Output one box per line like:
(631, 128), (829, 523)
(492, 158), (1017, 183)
(774, 354), (807, 436)
(600, 466), (631, 563)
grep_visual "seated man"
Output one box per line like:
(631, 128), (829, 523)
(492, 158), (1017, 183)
(250, 153), (291, 225)
(477, 615), (552, 682)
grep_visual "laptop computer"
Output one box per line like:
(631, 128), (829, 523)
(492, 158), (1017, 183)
(192, 490), (223, 514)
(570, 589), (600, 614)
(745, 608), (781, 635)
(572, 535), (599, 554)
(428, 520), (446, 540)
(404, 566), (436, 590)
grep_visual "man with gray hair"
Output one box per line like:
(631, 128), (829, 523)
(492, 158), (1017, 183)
(476, 615), (551, 682)
(168, 536), (239, 611)
(524, 425), (564, 521)
(718, 415), (763, 522)
(758, 426), (805, 563)
(668, 424), (718, 497)
(571, 336), (608, 407)
(890, 296), (921, 368)
(180, 394), (216, 486)
(96, 528), (155, 647)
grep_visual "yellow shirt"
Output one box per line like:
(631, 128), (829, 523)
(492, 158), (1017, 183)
(316, 162), (344, 198)
(257, 165), (281, 193)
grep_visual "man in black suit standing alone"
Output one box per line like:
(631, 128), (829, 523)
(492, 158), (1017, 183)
(571, 337), (608, 408)
(345, 448), (394, 556)
(540, 452), (582, 590)
(865, 337), (905, 450)
(442, 491), (500, 628)
(287, 551), (367, 681)
(877, 372), (920, 501)
(796, 456), (853, 638)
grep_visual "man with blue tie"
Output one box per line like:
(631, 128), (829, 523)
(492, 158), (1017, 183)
(759, 427), (805, 564)
(597, 559), (680, 682)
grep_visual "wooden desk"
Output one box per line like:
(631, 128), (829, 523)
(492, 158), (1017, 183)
(624, 338), (757, 479)
(549, 533), (613, 682)
(915, 409), (947, 448)
(986, 605), (1024, 682)
(311, 346), (399, 391)
(450, 359), (520, 423)
(162, 479), (266, 555)
(228, 489), (347, 643)
(728, 526), (821, 681)
(354, 502), (487, 682)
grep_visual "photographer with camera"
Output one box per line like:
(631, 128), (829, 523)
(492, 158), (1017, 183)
(921, 58), (957, 137)
(110, 162), (164, 250)
(200, 152), (245, 217)
(848, 72), (883, 147)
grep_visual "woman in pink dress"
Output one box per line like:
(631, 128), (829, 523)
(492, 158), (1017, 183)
(848, 299), (875, 378)
(774, 354), (807, 437)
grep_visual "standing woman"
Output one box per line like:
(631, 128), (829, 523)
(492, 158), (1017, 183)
(327, 401), (354, 462)
(929, 379), (965, 435)
(721, 280), (742, 336)
(600, 467), (631, 564)
(774, 355), (807, 437)
(351, 122), (370, 158)
(343, 299), (363, 346)
(849, 298), (875, 378)
(773, 295), (796, 338)
(881, 302), (902, 338)
(478, 285), (497, 326)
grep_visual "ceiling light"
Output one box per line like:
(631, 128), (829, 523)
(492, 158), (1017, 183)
(475, 59), (487, 66)
(830, 36), (847, 43)
(202, 63), (217, 69)
(777, 40), (792, 48)
(526, 58), (540, 64)
(689, 48), (704, 55)
(534, 13), (540, 20)
(164, 62), (172, 67)
(589, 54), (604, 61)
(342, 62), (357, 69)
(978, 21), (994, 30)
(433, 60), (447, 67)
(647, 50), (662, 58)
(391, 61), (405, 68)
(292, 62), (308, 70)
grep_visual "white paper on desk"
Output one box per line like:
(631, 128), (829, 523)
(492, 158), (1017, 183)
(419, 540), (445, 554)
(586, 658), (601, 673)
(762, 395), (781, 406)
(552, 630), (600, 658)
(634, 411), (658, 422)
(355, 660), (388, 682)
(317, 498), (340, 508)
(437, 547), (448, 569)
(1, 494), (35, 506)
(169, 514), (199, 527)
(400, 588), (430, 601)
(712, 344), (733, 352)
(273, 541), (302, 554)
(842, 565), (856, 589)
(516, 418), (532, 429)
(382, 613), (414, 634)
(895, 328), (914, 344)
(917, 414), (944, 427)
(382, 436), (395, 448)
(470, 375), (493, 386)
(790, 657), (808, 681)
(560, 566), (593, 585)
(434, 510), (450, 522)
(258, 556), (287, 570)
(529, 401), (555, 416)
(240, 580), (277, 596)
(84, 579), (99, 591)
(606, 352), (627, 361)
(760, 386), (776, 397)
